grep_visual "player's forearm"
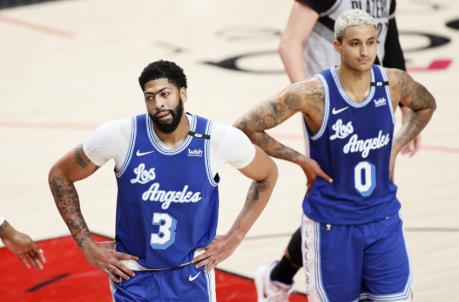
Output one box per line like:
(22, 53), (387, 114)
(393, 107), (434, 153)
(234, 99), (306, 165)
(227, 164), (278, 240)
(247, 131), (306, 165)
(279, 40), (307, 83)
(48, 170), (91, 248)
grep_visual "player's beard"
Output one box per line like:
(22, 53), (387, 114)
(149, 98), (184, 134)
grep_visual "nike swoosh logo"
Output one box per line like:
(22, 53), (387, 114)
(136, 150), (154, 156)
(332, 106), (349, 115)
(188, 272), (201, 282)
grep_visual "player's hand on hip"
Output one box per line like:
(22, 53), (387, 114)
(81, 239), (138, 283)
(298, 157), (332, 191)
(192, 234), (241, 272)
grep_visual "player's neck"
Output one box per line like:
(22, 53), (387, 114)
(337, 65), (372, 103)
(153, 114), (190, 148)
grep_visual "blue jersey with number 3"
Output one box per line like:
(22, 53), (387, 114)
(303, 65), (401, 225)
(115, 113), (219, 269)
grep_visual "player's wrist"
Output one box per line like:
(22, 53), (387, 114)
(294, 155), (310, 167)
(226, 229), (246, 243)
(75, 233), (93, 250)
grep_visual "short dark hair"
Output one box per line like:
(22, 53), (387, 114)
(138, 60), (187, 91)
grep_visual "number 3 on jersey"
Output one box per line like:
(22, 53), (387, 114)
(150, 213), (177, 249)
(354, 161), (376, 197)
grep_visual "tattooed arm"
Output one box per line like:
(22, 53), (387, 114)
(234, 78), (332, 187)
(48, 144), (137, 282)
(388, 69), (436, 153)
(193, 146), (278, 271)
(388, 68), (437, 177)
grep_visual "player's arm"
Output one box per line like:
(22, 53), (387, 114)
(389, 69), (436, 153)
(387, 69), (436, 177)
(48, 139), (137, 282)
(235, 79), (317, 163)
(279, 1), (319, 83)
(234, 78), (331, 186)
(193, 146), (278, 271)
(48, 144), (100, 249)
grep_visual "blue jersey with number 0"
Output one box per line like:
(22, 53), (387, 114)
(115, 113), (219, 269)
(303, 65), (401, 225)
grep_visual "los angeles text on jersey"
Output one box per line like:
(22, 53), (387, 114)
(130, 163), (202, 209)
(330, 119), (391, 158)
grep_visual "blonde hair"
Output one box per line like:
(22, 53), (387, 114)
(334, 9), (377, 42)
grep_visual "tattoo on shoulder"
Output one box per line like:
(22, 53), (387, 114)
(75, 145), (91, 168)
(284, 79), (324, 111)
(390, 68), (411, 94)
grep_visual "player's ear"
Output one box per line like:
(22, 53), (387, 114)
(333, 39), (342, 55)
(180, 87), (188, 103)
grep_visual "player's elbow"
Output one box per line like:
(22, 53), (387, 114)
(278, 37), (290, 60)
(260, 156), (278, 188)
(48, 163), (67, 189)
(420, 88), (437, 115)
(278, 35), (301, 60)
(233, 118), (253, 138)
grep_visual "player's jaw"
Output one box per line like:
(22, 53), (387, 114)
(149, 98), (184, 134)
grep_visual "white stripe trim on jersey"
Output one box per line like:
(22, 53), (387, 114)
(310, 74), (330, 141)
(314, 220), (329, 302)
(204, 120), (218, 187)
(205, 269), (217, 302)
(330, 67), (376, 108)
(302, 215), (329, 302)
(376, 65), (396, 125)
(109, 279), (117, 302)
(147, 113), (196, 155)
(116, 116), (137, 177)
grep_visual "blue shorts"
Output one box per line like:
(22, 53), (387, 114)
(302, 213), (413, 302)
(111, 264), (215, 302)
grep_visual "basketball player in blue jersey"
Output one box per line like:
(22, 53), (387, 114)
(48, 60), (278, 301)
(235, 10), (436, 302)
(255, 1), (420, 301)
